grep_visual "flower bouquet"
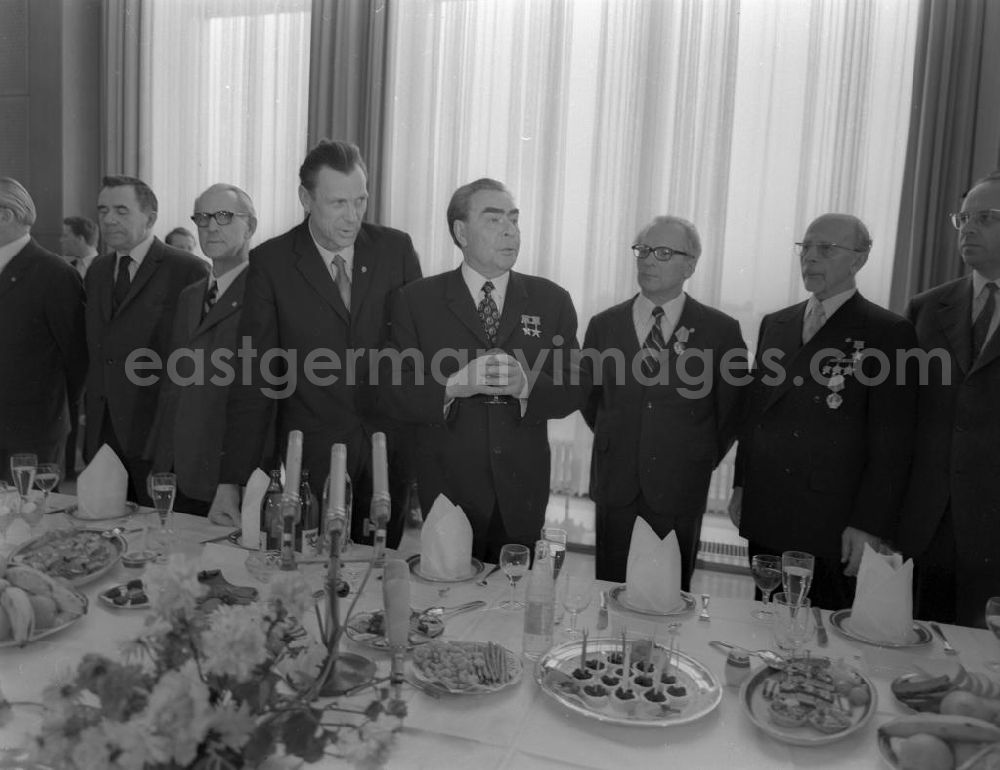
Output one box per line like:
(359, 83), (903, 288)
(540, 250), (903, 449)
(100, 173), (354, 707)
(17, 555), (406, 769)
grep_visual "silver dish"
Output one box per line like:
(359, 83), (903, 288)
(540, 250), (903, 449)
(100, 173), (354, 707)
(10, 528), (126, 587)
(607, 586), (695, 617)
(406, 554), (485, 583)
(410, 640), (522, 694)
(535, 638), (722, 726)
(345, 610), (444, 651)
(829, 610), (932, 648)
(65, 500), (141, 523)
(739, 657), (877, 746)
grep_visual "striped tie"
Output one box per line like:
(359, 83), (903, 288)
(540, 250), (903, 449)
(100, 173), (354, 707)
(202, 279), (218, 320)
(478, 281), (500, 345)
(641, 306), (666, 378)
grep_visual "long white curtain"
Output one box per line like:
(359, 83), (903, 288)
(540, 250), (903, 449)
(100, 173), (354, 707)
(383, 0), (920, 500)
(142, 0), (311, 248)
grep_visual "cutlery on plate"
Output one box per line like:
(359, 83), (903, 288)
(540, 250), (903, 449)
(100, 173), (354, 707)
(930, 622), (958, 655)
(812, 606), (829, 646)
(417, 600), (486, 621)
(698, 593), (711, 622)
(476, 564), (502, 586)
(597, 590), (609, 630)
(708, 641), (788, 670)
(406, 677), (442, 699)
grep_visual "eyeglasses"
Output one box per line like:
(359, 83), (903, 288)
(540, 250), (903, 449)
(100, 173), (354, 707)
(793, 242), (868, 259)
(631, 244), (691, 262)
(190, 211), (250, 227)
(950, 210), (1000, 230)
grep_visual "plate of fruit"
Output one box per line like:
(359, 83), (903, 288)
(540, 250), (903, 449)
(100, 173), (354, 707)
(878, 714), (1000, 769)
(0, 562), (88, 647)
(892, 665), (1000, 714)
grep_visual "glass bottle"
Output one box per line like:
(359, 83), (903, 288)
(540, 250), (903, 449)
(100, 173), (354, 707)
(298, 469), (320, 557)
(260, 469), (283, 551)
(522, 540), (555, 660)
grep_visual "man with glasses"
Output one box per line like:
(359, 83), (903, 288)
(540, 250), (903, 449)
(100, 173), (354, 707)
(731, 213), (917, 610)
(145, 184), (256, 516)
(85, 176), (208, 504)
(581, 215), (747, 588)
(899, 170), (1000, 627)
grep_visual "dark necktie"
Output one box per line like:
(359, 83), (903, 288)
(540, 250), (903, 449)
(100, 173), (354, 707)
(112, 255), (133, 312)
(478, 281), (500, 345)
(641, 306), (667, 378)
(972, 282), (998, 358)
(202, 279), (218, 320)
(332, 254), (351, 313)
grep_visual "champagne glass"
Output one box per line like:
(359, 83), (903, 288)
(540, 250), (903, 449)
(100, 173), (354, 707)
(10, 453), (37, 508)
(498, 543), (530, 610)
(542, 527), (568, 581)
(781, 550), (815, 605)
(985, 598), (1000, 673)
(149, 472), (177, 553)
(772, 592), (813, 658)
(34, 463), (61, 515)
(751, 554), (782, 619)
(560, 574), (592, 637)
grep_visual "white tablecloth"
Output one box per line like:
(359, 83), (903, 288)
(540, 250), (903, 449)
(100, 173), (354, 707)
(1, 495), (996, 769)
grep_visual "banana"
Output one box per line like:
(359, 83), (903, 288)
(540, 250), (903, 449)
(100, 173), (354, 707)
(4, 566), (53, 596)
(880, 714), (1000, 744)
(48, 579), (86, 617)
(0, 585), (36, 645)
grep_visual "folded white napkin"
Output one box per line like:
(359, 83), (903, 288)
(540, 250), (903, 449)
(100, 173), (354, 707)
(625, 518), (682, 613)
(240, 469), (270, 549)
(849, 543), (914, 643)
(420, 494), (473, 580)
(77, 445), (128, 519)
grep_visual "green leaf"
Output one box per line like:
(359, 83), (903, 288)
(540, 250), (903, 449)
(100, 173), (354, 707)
(281, 710), (324, 763)
(242, 723), (276, 766)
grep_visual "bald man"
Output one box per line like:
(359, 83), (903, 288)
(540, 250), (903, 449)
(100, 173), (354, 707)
(731, 214), (918, 610)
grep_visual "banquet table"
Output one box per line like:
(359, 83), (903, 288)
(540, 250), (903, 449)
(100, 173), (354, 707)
(2, 495), (998, 769)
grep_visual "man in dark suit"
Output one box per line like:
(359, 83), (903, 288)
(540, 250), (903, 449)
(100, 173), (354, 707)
(899, 171), (1000, 627)
(581, 216), (748, 589)
(85, 175), (209, 504)
(213, 141), (421, 546)
(0, 178), (87, 482)
(146, 184), (257, 516)
(378, 178), (584, 562)
(731, 214), (917, 610)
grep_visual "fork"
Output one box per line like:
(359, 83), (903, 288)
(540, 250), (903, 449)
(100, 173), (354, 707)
(930, 622), (958, 655)
(698, 593), (711, 622)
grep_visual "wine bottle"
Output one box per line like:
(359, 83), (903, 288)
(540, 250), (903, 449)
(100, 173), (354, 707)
(260, 469), (283, 550)
(522, 540), (555, 660)
(298, 469), (320, 557)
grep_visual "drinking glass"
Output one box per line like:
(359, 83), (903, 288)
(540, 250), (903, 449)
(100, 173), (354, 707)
(781, 550), (815, 605)
(772, 592), (813, 657)
(33, 463), (61, 515)
(560, 574), (592, 637)
(985, 597), (1000, 673)
(498, 543), (530, 610)
(10, 453), (37, 507)
(149, 472), (177, 553)
(542, 527), (568, 581)
(751, 554), (782, 619)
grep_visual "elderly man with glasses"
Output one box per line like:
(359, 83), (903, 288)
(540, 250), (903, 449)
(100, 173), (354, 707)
(899, 170), (1000, 627)
(730, 213), (918, 611)
(581, 215), (748, 589)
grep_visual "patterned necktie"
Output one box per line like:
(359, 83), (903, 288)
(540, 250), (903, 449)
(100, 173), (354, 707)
(478, 281), (500, 345)
(202, 279), (218, 320)
(802, 298), (826, 344)
(641, 306), (667, 378)
(332, 254), (351, 313)
(972, 282), (998, 358)
(112, 254), (132, 312)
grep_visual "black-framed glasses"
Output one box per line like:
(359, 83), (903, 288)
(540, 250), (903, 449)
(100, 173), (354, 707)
(191, 211), (250, 227)
(794, 242), (868, 259)
(631, 243), (691, 262)
(950, 210), (1000, 230)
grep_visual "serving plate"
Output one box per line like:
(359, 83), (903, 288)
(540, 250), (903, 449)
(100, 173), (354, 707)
(406, 554), (485, 583)
(410, 640), (521, 694)
(99, 580), (150, 610)
(607, 586), (695, 618)
(65, 501), (141, 524)
(829, 610), (932, 648)
(10, 528), (126, 587)
(0, 565), (89, 647)
(345, 610), (444, 650)
(536, 638), (722, 726)
(739, 656), (877, 746)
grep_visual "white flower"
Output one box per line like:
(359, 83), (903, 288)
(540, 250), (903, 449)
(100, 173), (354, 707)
(276, 636), (328, 687)
(265, 571), (316, 620)
(143, 554), (206, 620)
(201, 604), (269, 681)
(69, 725), (112, 770)
(100, 718), (152, 770)
(208, 701), (257, 751)
(141, 660), (211, 766)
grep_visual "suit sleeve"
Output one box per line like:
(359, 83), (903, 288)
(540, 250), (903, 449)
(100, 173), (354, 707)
(46, 264), (88, 407)
(732, 315), (769, 488)
(580, 315), (601, 431)
(712, 317), (750, 464)
(522, 287), (585, 423)
(847, 317), (919, 538)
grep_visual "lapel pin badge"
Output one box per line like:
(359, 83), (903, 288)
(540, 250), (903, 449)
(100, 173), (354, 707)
(521, 314), (541, 337)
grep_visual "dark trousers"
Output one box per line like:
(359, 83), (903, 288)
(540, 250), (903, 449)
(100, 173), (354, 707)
(747, 540), (854, 611)
(471, 499), (531, 565)
(595, 495), (702, 592)
(64, 394), (83, 480)
(100, 409), (152, 507)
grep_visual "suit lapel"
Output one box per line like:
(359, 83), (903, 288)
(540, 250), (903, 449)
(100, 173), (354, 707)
(350, 226), (373, 317)
(762, 301), (808, 411)
(0, 243), (32, 301)
(494, 271), (529, 347)
(936, 277), (974, 375)
(186, 277), (208, 337)
(115, 238), (164, 316)
(92, 253), (115, 323)
(446, 268), (491, 347)
(294, 222), (349, 324)
(195, 271), (245, 336)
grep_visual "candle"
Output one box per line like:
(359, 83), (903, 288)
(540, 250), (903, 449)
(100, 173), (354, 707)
(284, 430), (303, 498)
(383, 558), (411, 650)
(372, 432), (388, 499)
(327, 444), (347, 535)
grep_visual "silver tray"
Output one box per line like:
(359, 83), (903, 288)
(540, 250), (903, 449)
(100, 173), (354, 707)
(536, 638), (722, 726)
(739, 657), (877, 746)
(829, 609), (932, 648)
(10, 528), (126, 587)
(0, 569), (89, 648)
(345, 609), (444, 651)
(407, 554), (485, 583)
(608, 586), (695, 617)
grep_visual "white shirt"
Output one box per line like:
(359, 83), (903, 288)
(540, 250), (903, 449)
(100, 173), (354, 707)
(73, 253), (97, 277)
(632, 291), (686, 346)
(972, 271), (1000, 345)
(803, 287), (856, 341)
(461, 262), (510, 316)
(308, 222), (355, 284)
(0, 233), (31, 276)
(213, 260), (249, 300)
(115, 234), (155, 281)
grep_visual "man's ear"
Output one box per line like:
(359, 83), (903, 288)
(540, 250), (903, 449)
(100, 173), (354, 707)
(298, 185), (312, 214)
(454, 220), (468, 248)
(851, 253), (869, 274)
(146, 210), (158, 230)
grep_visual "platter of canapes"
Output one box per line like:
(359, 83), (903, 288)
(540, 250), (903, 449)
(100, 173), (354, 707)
(10, 528), (126, 587)
(536, 634), (722, 726)
(410, 640), (521, 694)
(739, 654), (876, 745)
(346, 609), (445, 650)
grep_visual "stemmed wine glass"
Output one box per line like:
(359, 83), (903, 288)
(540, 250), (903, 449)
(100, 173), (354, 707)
(560, 574), (592, 637)
(149, 472), (177, 554)
(985, 598), (1000, 673)
(10, 453), (37, 510)
(781, 550), (815, 605)
(33, 463), (61, 516)
(541, 527), (567, 582)
(751, 554), (782, 619)
(497, 543), (530, 610)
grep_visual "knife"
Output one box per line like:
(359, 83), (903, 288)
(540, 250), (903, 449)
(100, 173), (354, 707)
(812, 606), (828, 646)
(597, 590), (609, 630)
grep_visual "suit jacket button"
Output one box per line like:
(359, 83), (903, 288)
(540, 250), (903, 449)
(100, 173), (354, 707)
(105, 358), (113, 365)
(492, 447), (502, 455)
(792, 430), (800, 438)
(813, 396), (822, 403)
(784, 468), (792, 474)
